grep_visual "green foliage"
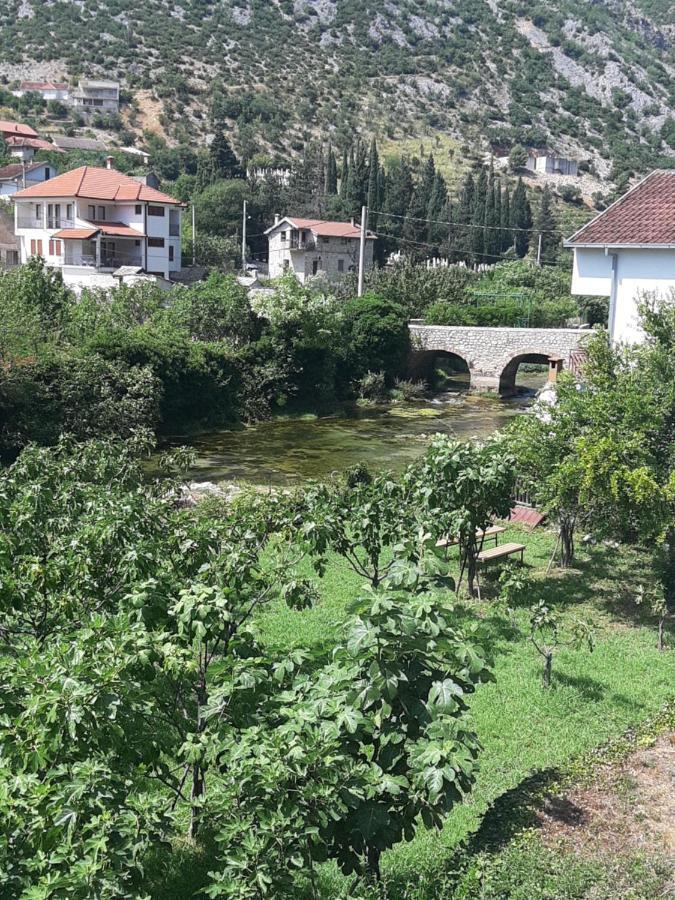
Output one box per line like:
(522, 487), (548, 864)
(341, 293), (410, 385)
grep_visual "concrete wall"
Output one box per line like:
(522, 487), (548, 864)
(268, 225), (373, 282)
(571, 247), (675, 344)
(409, 324), (590, 393)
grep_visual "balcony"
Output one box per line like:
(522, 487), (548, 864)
(15, 213), (76, 230)
(288, 236), (315, 251)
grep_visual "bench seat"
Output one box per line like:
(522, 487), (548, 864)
(477, 541), (525, 565)
(436, 525), (506, 549)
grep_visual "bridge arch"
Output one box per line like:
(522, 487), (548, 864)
(498, 349), (554, 397)
(409, 347), (472, 391)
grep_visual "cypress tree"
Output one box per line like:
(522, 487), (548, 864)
(426, 172), (447, 247)
(339, 148), (349, 200)
(209, 122), (243, 179)
(494, 181), (502, 256)
(383, 156), (414, 238)
(501, 186), (512, 253)
(511, 177), (533, 258)
(325, 143), (338, 195)
(367, 137), (380, 229)
(483, 180), (498, 263)
(472, 168), (488, 262)
(195, 152), (215, 192)
(452, 172), (475, 260)
(535, 184), (558, 264)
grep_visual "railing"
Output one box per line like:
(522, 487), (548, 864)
(16, 212), (44, 229)
(64, 250), (143, 269)
(289, 237), (315, 250)
(47, 217), (75, 230)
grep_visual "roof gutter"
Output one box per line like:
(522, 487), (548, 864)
(565, 241), (675, 250)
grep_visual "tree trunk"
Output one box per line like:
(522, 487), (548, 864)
(466, 541), (478, 598)
(365, 845), (381, 883)
(543, 650), (553, 687)
(559, 518), (575, 568)
(658, 616), (664, 652)
(189, 763), (204, 840)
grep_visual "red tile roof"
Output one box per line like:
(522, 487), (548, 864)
(12, 165), (181, 205)
(90, 221), (144, 238)
(566, 170), (675, 247)
(0, 120), (39, 138)
(20, 81), (68, 91)
(5, 136), (62, 152)
(0, 161), (48, 180)
(267, 216), (376, 239)
(53, 227), (98, 240)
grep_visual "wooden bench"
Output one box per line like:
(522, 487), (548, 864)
(436, 525), (506, 551)
(476, 542), (525, 567)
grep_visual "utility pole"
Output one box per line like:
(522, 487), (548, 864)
(357, 205), (368, 297)
(191, 204), (196, 266)
(536, 232), (542, 266)
(241, 199), (247, 273)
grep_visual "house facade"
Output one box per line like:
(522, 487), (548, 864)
(565, 170), (675, 344)
(12, 163), (182, 290)
(14, 81), (70, 103)
(0, 204), (19, 269)
(71, 79), (120, 114)
(265, 216), (375, 283)
(0, 162), (57, 198)
(527, 154), (578, 176)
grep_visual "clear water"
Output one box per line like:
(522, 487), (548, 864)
(176, 374), (544, 487)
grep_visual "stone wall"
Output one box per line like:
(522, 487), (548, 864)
(409, 324), (591, 393)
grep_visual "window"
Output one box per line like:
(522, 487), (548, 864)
(280, 230), (287, 242)
(48, 239), (62, 256)
(35, 203), (42, 222)
(44, 167), (51, 179)
(169, 246), (174, 262)
(30, 239), (43, 257)
(312, 260), (319, 275)
(148, 206), (165, 217)
(66, 204), (73, 220)
(322, 236), (330, 244)
(148, 237), (165, 248)
(134, 240), (141, 247)
(135, 205), (142, 215)
(337, 258), (345, 273)
(283, 259), (290, 271)
(97, 206), (105, 221)
(88, 205), (96, 220)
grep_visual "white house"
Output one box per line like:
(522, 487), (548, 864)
(527, 153), (578, 176)
(265, 216), (375, 283)
(565, 170), (675, 344)
(0, 161), (57, 198)
(12, 162), (183, 290)
(14, 81), (70, 103)
(71, 79), (120, 114)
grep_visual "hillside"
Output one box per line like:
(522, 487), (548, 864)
(0, 0), (673, 181)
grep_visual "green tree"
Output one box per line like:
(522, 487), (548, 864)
(534, 184), (558, 264)
(511, 178), (533, 258)
(508, 144), (529, 171)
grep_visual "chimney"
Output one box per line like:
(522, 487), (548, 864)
(350, 217), (355, 227)
(105, 155), (114, 170)
(274, 213), (280, 226)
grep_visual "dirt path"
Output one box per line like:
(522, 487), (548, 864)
(538, 732), (674, 875)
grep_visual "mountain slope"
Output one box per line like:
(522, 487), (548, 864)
(1, 0), (673, 178)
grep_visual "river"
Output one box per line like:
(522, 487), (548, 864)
(178, 374), (544, 487)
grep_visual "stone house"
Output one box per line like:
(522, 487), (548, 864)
(265, 216), (375, 283)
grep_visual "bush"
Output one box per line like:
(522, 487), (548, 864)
(341, 293), (410, 386)
(88, 328), (241, 431)
(357, 370), (387, 401)
(0, 354), (161, 459)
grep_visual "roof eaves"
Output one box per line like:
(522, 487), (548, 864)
(564, 170), (666, 245)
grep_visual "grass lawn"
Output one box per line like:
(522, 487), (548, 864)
(255, 523), (675, 898)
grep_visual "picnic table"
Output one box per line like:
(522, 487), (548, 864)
(476, 541), (525, 567)
(436, 525), (506, 552)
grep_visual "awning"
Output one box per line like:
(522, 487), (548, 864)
(53, 228), (98, 240)
(91, 221), (145, 238)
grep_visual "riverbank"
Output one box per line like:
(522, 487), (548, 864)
(170, 384), (542, 487)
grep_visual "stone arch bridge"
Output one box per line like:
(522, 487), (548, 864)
(409, 323), (590, 395)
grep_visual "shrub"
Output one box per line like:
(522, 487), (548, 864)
(357, 370), (387, 401)
(341, 293), (410, 386)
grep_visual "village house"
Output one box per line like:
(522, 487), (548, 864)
(51, 135), (108, 153)
(12, 161), (183, 290)
(0, 161), (57, 198)
(565, 169), (675, 344)
(265, 216), (375, 283)
(0, 204), (19, 269)
(0, 120), (39, 142)
(13, 81), (70, 103)
(71, 79), (120, 114)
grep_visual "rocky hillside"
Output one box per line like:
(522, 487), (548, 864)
(1, 0), (673, 180)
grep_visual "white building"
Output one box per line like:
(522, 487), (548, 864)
(71, 79), (120, 114)
(565, 170), (675, 344)
(14, 81), (70, 103)
(0, 161), (57, 198)
(265, 216), (375, 283)
(527, 153), (578, 176)
(12, 162), (183, 290)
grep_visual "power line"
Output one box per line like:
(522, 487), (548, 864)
(369, 208), (565, 236)
(369, 229), (562, 267)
